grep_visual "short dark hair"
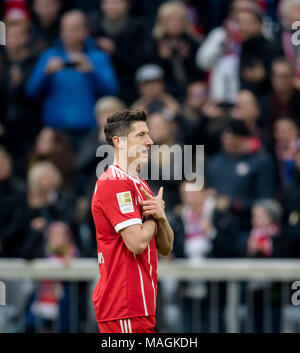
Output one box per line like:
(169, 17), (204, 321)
(104, 110), (147, 146)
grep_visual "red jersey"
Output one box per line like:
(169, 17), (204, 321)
(91, 164), (158, 322)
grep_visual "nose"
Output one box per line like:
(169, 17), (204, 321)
(146, 135), (154, 146)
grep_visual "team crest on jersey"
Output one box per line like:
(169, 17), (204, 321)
(116, 191), (134, 214)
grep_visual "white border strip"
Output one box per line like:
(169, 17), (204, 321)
(128, 319), (132, 333)
(115, 218), (142, 233)
(136, 261), (148, 316)
(120, 320), (124, 333)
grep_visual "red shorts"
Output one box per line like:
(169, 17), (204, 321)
(98, 315), (156, 333)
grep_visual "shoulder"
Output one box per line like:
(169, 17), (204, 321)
(203, 27), (226, 43)
(96, 167), (135, 194)
(139, 178), (153, 195)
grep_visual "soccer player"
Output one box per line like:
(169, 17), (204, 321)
(91, 110), (174, 333)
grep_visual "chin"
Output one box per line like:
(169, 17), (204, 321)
(139, 155), (149, 165)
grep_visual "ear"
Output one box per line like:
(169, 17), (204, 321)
(112, 136), (120, 149)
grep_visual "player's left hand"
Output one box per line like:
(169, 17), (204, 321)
(140, 187), (166, 222)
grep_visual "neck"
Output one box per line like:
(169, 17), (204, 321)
(39, 17), (56, 28)
(102, 14), (129, 35)
(65, 43), (84, 52)
(275, 89), (293, 103)
(113, 155), (140, 177)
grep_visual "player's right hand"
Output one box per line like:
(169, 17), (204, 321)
(140, 187), (166, 222)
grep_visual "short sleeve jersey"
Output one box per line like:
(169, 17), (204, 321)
(91, 164), (157, 322)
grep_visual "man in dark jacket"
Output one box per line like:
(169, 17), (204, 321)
(282, 141), (300, 257)
(0, 147), (27, 258)
(0, 19), (40, 178)
(91, 0), (150, 104)
(236, 4), (273, 96)
(206, 119), (276, 231)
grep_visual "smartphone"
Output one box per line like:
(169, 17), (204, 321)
(64, 61), (77, 68)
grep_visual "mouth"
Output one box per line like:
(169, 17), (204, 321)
(141, 147), (150, 155)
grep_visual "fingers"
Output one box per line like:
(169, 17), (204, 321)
(143, 209), (157, 216)
(139, 199), (155, 206)
(158, 186), (164, 198)
(141, 188), (153, 200)
(141, 205), (155, 211)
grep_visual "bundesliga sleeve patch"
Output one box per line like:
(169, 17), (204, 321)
(116, 191), (134, 214)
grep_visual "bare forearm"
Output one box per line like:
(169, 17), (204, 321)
(155, 217), (174, 256)
(140, 219), (157, 251)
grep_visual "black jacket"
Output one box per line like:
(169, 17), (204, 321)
(239, 35), (273, 97)
(282, 171), (300, 257)
(0, 52), (41, 172)
(92, 16), (151, 104)
(0, 178), (28, 257)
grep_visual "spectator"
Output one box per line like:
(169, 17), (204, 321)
(0, 19), (41, 177)
(230, 90), (265, 139)
(195, 98), (232, 155)
(150, 1), (203, 101)
(132, 64), (179, 115)
(24, 161), (77, 244)
(282, 140), (300, 257)
(196, 0), (245, 104)
(176, 81), (208, 145)
(236, 3), (272, 96)
(206, 119), (276, 231)
(26, 10), (119, 150)
(172, 181), (216, 259)
(171, 181), (216, 332)
(26, 221), (78, 332)
(76, 96), (125, 195)
(91, 0), (150, 104)
(28, 127), (75, 187)
(30, 0), (63, 54)
(141, 111), (182, 212)
(0, 146), (27, 258)
(271, 0), (300, 89)
(262, 58), (300, 133)
(237, 199), (284, 258)
(236, 198), (286, 333)
(273, 117), (299, 189)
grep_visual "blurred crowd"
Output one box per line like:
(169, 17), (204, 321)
(1, 0), (300, 332)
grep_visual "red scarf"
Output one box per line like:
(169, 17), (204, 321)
(249, 224), (280, 257)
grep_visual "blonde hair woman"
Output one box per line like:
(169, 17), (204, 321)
(153, 1), (192, 40)
(28, 161), (63, 196)
(150, 1), (203, 101)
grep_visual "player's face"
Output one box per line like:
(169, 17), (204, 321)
(125, 121), (153, 168)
